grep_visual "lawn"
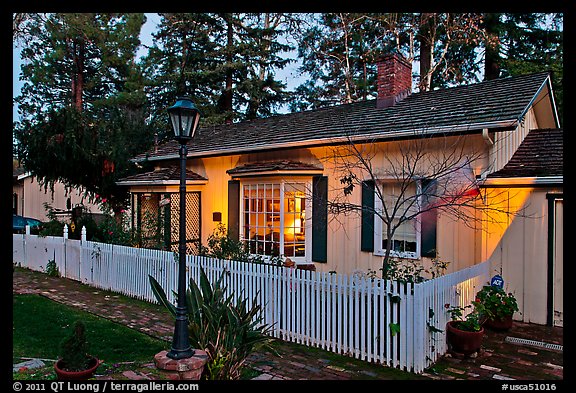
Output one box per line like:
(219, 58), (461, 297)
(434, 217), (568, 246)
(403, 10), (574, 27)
(13, 294), (167, 379)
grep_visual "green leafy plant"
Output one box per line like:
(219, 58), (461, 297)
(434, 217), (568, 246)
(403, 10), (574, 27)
(58, 321), (93, 372)
(382, 255), (450, 283)
(475, 285), (519, 320)
(149, 266), (276, 380)
(199, 223), (285, 266)
(44, 259), (60, 277)
(445, 300), (491, 332)
(199, 223), (251, 261)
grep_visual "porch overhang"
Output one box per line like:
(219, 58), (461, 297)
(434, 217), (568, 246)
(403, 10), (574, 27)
(116, 167), (208, 187)
(227, 160), (324, 178)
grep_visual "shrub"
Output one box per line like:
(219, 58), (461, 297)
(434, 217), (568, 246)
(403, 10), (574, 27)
(382, 255), (450, 283)
(44, 259), (60, 277)
(476, 285), (519, 320)
(149, 266), (275, 380)
(445, 299), (491, 332)
(59, 321), (92, 371)
(199, 223), (251, 262)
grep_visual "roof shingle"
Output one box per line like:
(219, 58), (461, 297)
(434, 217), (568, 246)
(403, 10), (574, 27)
(487, 128), (563, 178)
(135, 72), (551, 162)
(117, 167), (207, 184)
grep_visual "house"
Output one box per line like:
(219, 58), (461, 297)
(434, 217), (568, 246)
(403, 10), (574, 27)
(13, 161), (105, 223)
(118, 53), (562, 325)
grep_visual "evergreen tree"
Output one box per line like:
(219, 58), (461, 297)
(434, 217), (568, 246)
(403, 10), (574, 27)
(13, 13), (153, 213)
(498, 13), (563, 124)
(140, 12), (294, 139)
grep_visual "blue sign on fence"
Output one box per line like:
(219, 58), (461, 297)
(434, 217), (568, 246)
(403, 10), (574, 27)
(490, 274), (504, 289)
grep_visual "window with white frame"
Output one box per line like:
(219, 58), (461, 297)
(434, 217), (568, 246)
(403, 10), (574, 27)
(374, 181), (421, 259)
(241, 181), (310, 261)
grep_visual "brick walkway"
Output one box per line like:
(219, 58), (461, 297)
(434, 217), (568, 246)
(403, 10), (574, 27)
(13, 267), (563, 381)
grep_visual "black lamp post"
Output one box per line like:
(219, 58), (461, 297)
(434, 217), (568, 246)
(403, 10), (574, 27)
(166, 97), (201, 360)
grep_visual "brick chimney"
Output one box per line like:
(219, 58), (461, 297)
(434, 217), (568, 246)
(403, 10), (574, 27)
(376, 53), (412, 108)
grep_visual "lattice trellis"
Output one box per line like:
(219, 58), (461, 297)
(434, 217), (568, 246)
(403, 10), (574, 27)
(133, 192), (201, 254)
(168, 192), (201, 254)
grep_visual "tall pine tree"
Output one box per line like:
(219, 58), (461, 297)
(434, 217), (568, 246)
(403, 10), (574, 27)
(140, 12), (294, 138)
(14, 13), (154, 213)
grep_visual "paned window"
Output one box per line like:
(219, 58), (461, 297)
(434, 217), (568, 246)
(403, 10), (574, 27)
(241, 182), (308, 260)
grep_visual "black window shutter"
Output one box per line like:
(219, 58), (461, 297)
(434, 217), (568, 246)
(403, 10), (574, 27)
(228, 180), (240, 241)
(420, 179), (438, 258)
(361, 180), (375, 252)
(312, 175), (328, 263)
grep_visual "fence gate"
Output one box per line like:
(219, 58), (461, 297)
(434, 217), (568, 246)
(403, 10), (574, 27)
(133, 192), (201, 254)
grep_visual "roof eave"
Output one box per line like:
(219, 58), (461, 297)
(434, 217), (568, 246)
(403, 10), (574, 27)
(479, 175), (563, 187)
(228, 169), (324, 178)
(115, 179), (208, 187)
(138, 119), (518, 163)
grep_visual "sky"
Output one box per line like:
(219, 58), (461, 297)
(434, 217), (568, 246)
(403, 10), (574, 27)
(12, 13), (304, 123)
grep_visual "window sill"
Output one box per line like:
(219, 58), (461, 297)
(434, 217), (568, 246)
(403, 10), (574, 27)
(373, 250), (419, 260)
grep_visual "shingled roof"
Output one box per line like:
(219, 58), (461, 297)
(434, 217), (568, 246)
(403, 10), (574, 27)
(487, 128), (563, 179)
(227, 160), (323, 177)
(116, 167), (207, 186)
(134, 72), (553, 162)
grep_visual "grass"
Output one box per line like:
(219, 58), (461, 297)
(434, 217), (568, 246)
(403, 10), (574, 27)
(13, 294), (167, 379)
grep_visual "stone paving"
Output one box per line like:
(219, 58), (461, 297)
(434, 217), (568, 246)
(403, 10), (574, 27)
(13, 267), (563, 381)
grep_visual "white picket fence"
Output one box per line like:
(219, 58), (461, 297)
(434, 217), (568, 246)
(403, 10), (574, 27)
(13, 232), (490, 374)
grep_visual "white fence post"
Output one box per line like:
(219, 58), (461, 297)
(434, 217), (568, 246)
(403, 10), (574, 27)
(81, 226), (87, 242)
(63, 224), (68, 239)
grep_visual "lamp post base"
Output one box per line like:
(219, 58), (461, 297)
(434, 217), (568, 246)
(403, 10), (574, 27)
(154, 350), (208, 380)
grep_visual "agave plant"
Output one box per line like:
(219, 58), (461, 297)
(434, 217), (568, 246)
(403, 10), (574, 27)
(149, 266), (275, 380)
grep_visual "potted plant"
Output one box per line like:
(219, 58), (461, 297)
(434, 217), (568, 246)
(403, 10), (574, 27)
(476, 285), (519, 330)
(54, 321), (101, 380)
(445, 300), (490, 355)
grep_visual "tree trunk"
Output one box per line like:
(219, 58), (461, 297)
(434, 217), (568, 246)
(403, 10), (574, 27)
(71, 38), (85, 111)
(223, 14), (234, 124)
(483, 13), (501, 81)
(418, 13), (435, 92)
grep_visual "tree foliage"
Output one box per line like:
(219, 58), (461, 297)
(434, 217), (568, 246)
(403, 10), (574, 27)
(13, 13), (154, 212)
(140, 12), (297, 142)
(482, 13), (563, 124)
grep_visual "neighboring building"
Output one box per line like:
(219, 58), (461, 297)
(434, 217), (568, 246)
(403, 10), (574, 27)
(118, 54), (562, 325)
(12, 163), (105, 222)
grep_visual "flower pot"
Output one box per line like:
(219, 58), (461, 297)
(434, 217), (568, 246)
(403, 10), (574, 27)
(446, 321), (484, 355)
(54, 356), (100, 380)
(484, 314), (513, 331)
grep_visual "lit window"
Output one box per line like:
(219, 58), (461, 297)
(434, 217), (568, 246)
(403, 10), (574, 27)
(241, 182), (308, 260)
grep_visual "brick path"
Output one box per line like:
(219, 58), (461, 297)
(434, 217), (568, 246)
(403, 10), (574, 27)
(13, 267), (563, 381)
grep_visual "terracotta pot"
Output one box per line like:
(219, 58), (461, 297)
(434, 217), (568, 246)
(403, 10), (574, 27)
(446, 321), (484, 355)
(484, 314), (514, 331)
(54, 356), (100, 380)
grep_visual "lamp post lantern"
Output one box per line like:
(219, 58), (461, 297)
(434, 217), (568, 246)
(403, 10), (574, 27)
(166, 96), (201, 360)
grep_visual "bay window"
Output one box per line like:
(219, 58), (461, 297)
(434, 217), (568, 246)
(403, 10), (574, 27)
(241, 181), (310, 262)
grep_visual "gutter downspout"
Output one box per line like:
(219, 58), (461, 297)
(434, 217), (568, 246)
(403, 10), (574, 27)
(480, 128), (494, 185)
(482, 128), (494, 146)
